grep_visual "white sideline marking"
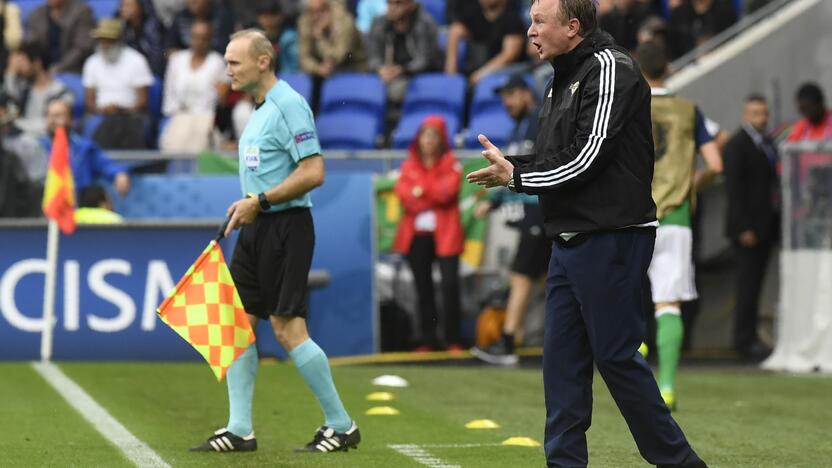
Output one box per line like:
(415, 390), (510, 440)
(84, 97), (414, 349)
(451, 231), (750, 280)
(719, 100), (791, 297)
(418, 443), (504, 448)
(32, 362), (170, 468)
(389, 444), (461, 468)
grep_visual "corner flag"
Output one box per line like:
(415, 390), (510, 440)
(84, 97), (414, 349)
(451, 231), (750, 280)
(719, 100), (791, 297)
(42, 127), (75, 234)
(157, 240), (255, 381)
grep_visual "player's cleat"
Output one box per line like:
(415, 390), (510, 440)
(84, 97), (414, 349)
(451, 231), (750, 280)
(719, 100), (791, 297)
(189, 428), (257, 452)
(638, 342), (649, 358)
(295, 421), (361, 453)
(471, 340), (519, 366)
(661, 389), (677, 412)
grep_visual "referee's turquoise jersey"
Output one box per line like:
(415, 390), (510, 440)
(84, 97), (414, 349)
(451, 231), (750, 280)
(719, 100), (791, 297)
(238, 79), (321, 212)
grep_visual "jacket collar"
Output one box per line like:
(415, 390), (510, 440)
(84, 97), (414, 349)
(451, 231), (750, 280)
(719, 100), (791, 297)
(551, 29), (616, 75)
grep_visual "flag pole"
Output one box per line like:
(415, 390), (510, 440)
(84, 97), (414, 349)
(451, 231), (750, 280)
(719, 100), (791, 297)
(40, 219), (60, 362)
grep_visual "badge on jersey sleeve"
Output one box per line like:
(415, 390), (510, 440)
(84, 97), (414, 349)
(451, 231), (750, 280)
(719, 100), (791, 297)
(244, 146), (260, 171)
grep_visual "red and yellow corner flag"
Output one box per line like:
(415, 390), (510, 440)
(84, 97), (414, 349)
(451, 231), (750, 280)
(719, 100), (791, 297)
(157, 240), (255, 381)
(42, 127), (76, 234)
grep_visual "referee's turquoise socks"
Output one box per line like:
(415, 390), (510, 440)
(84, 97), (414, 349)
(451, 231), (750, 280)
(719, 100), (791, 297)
(226, 343), (258, 437)
(290, 338), (352, 433)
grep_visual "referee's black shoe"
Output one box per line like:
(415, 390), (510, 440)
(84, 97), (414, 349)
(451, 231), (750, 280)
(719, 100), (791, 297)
(295, 421), (361, 453)
(189, 428), (257, 452)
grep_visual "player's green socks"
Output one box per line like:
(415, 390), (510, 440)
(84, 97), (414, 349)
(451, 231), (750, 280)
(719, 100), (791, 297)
(656, 307), (684, 393)
(290, 339), (352, 433)
(226, 343), (258, 437)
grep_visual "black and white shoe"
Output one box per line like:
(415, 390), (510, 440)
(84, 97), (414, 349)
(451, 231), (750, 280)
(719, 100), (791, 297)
(471, 340), (519, 366)
(189, 428), (257, 452)
(295, 421), (361, 453)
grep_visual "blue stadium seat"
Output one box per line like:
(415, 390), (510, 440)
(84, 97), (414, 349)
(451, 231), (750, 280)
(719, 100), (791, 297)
(401, 73), (466, 121)
(88, 0), (119, 20)
(54, 73), (85, 120)
(464, 110), (515, 149)
(470, 72), (535, 116)
(148, 75), (164, 122)
(420, 0), (446, 25)
(391, 112), (460, 149)
(437, 29), (467, 73)
(281, 72), (313, 105)
(13, 0), (41, 25)
(317, 112), (379, 150)
(319, 73), (385, 118)
(83, 113), (104, 140)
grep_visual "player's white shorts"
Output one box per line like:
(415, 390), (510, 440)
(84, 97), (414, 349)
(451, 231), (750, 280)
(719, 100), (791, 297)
(648, 225), (698, 304)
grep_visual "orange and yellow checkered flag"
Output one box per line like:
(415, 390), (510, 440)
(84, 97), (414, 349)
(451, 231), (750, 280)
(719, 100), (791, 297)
(157, 240), (255, 381)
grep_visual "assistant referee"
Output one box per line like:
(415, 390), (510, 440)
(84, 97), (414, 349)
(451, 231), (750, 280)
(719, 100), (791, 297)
(190, 29), (360, 454)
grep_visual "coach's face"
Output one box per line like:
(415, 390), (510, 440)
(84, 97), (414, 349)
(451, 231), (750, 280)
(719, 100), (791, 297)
(225, 37), (260, 93)
(528, 0), (580, 61)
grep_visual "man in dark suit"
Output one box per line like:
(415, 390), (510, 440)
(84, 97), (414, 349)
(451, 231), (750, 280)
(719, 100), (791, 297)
(25, 0), (95, 74)
(723, 94), (777, 361)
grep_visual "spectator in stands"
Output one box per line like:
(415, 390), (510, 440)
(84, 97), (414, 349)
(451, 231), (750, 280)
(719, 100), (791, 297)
(4, 42), (73, 136)
(444, 0), (525, 85)
(787, 83), (832, 142)
(367, 0), (440, 117)
(166, 0), (235, 55)
(298, 0), (368, 80)
(42, 98), (131, 197)
(26, 0), (96, 74)
(160, 19), (229, 152)
(83, 19), (154, 149)
(636, 16), (668, 48)
(356, 0), (387, 33)
(0, 1), (23, 77)
(0, 91), (49, 188)
(471, 75), (549, 366)
(599, 0), (655, 51)
(75, 184), (124, 224)
(256, 0), (299, 74)
(723, 94), (777, 361)
(150, 0), (186, 29)
(118, 0), (165, 76)
(667, 0), (737, 59)
(393, 115), (464, 352)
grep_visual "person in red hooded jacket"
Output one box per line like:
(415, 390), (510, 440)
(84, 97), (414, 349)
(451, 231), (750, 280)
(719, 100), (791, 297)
(393, 115), (465, 352)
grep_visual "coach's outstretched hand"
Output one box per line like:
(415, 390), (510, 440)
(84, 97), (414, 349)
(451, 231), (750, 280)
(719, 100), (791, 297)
(466, 134), (514, 188)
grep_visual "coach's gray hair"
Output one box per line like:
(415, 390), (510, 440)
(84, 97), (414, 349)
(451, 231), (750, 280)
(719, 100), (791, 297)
(230, 29), (276, 70)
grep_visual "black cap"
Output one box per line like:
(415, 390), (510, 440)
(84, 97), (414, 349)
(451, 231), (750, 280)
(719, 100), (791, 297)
(494, 73), (531, 95)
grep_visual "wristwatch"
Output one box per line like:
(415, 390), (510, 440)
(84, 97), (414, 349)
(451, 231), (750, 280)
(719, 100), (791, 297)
(506, 171), (516, 192)
(257, 192), (271, 211)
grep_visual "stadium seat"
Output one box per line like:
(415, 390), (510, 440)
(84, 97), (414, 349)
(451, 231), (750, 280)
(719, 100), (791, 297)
(83, 113), (104, 139)
(54, 73), (85, 120)
(148, 75), (164, 122)
(316, 112), (380, 150)
(281, 72), (313, 105)
(470, 72), (535, 116)
(391, 112), (460, 149)
(420, 0), (446, 25)
(438, 29), (467, 73)
(463, 110), (515, 149)
(88, 0), (119, 20)
(401, 73), (466, 121)
(319, 73), (385, 118)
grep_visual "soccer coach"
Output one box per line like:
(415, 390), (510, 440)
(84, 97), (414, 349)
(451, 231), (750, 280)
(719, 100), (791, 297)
(467, 1), (706, 467)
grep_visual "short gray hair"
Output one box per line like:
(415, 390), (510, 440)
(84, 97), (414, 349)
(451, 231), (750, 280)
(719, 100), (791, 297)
(230, 28), (276, 70)
(556, 0), (597, 37)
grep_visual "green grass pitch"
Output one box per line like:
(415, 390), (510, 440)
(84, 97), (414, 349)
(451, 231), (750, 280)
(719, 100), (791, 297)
(2, 361), (831, 467)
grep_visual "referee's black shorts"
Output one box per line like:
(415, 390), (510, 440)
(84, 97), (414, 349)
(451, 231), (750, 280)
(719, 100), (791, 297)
(230, 207), (314, 319)
(511, 225), (552, 279)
